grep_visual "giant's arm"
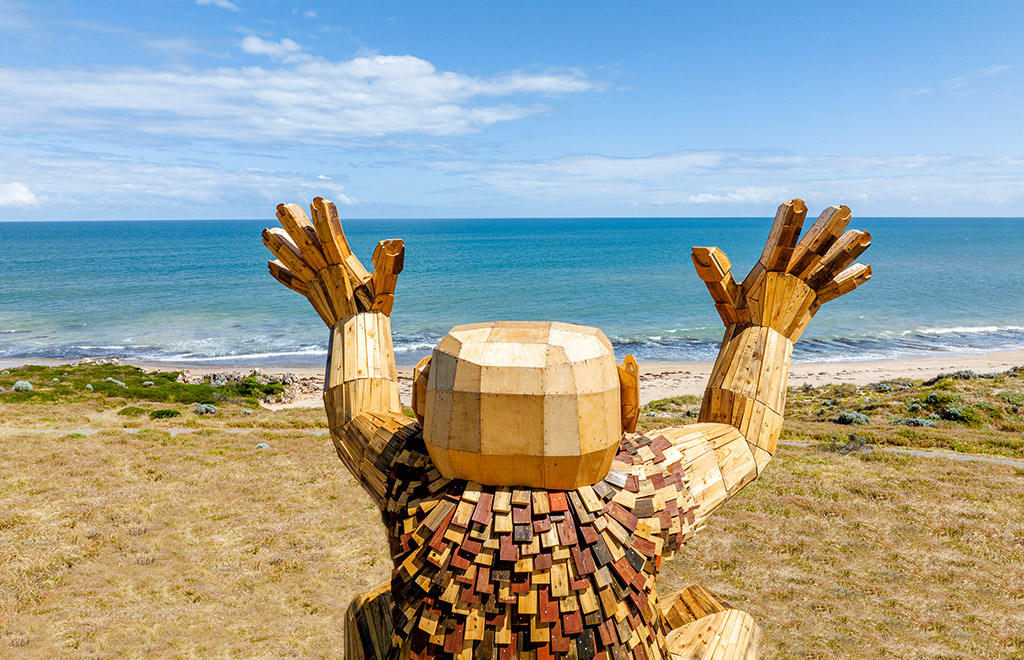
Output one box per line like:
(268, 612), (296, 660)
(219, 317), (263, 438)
(263, 197), (417, 506)
(693, 200), (871, 477)
(633, 200), (872, 543)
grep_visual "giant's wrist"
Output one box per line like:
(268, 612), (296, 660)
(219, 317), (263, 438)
(704, 324), (793, 418)
(324, 312), (400, 426)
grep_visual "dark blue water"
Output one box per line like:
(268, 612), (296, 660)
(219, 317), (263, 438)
(1, 217), (1022, 366)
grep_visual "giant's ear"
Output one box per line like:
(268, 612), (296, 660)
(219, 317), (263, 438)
(618, 354), (639, 433)
(412, 355), (432, 426)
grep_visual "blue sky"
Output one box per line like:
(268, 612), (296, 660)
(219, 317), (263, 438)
(1, 0), (1021, 220)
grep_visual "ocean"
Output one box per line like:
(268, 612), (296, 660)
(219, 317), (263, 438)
(2, 217), (1023, 368)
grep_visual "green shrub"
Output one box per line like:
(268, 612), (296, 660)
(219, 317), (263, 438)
(998, 391), (1024, 406)
(149, 409), (181, 419)
(117, 406), (146, 418)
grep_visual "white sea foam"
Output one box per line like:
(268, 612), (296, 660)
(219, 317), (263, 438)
(916, 325), (1024, 335)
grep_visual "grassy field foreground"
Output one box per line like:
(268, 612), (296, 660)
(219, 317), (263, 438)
(1, 364), (1023, 659)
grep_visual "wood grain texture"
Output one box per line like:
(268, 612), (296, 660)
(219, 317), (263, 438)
(423, 321), (622, 490)
(617, 354), (640, 434)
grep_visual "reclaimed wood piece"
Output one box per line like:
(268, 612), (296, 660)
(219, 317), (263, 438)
(423, 321), (621, 490)
(617, 355), (640, 434)
(346, 582), (394, 660)
(665, 609), (760, 660)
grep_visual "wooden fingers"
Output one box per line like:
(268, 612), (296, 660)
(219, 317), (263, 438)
(787, 205), (852, 278)
(805, 229), (872, 290)
(691, 247), (746, 325)
(267, 259), (308, 295)
(276, 203), (329, 271)
(262, 228), (316, 282)
(816, 263), (872, 303)
(617, 354), (639, 433)
(758, 198), (807, 272)
(371, 239), (405, 316)
(309, 197), (348, 266)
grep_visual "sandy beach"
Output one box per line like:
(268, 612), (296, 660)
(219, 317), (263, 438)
(8, 348), (1021, 409)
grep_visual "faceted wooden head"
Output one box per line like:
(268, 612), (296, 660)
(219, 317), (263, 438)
(421, 321), (621, 490)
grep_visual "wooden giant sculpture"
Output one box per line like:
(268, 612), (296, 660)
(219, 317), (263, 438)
(261, 198), (872, 660)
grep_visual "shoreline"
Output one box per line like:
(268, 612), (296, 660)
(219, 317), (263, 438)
(3, 348), (1022, 408)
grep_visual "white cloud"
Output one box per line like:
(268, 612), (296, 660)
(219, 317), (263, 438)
(240, 35), (304, 60)
(302, 10), (317, 19)
(196, 0), (239, 11)
(0, 182), (39, 206)
(0, 49), (598, 143)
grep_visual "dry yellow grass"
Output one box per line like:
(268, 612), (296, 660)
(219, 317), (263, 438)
(2, 398), (1023, 658)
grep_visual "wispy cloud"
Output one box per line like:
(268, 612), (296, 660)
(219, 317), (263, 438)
(196, 0), (239, 11)
(432, 150), (1024, 212)
(0, 40), (599, 144)
(0, 149), (355, 216)
(897, 64), (1011, 97)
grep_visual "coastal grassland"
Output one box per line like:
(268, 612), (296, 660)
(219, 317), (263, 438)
(0, 420), (391, 658)
(1, 364), (1023, 658)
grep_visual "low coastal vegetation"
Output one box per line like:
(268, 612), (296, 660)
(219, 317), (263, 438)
(1, 363), (1023, 658)
(0, 363), (285, 407)
(639, 365), (1024, 460)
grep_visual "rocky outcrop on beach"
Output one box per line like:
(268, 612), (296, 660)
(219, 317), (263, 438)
(175, 369), (323, 404)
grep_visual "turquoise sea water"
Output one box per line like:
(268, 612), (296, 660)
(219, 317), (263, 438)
(1, 217), (1023, 367)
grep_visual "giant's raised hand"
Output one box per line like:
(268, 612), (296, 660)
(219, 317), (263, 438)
(261, 197), (404, 325)
(691, 199), (871, 341)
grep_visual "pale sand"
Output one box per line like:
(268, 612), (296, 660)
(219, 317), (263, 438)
(8, 350), (1019, 410)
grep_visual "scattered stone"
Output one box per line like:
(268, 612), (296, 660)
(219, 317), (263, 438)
(13, 380), (33, 392)
(143, 380), (155, 387)
(836, 411), (870, 425)
(892, 417), (936, 427)
(104, 377), (127, 388)
(241, 409), (253, 415)
(51, 378), (60, 383)
(644, 412), (656, 418)
(86, 384), (93, 391)
(255, 442), (270, 450)
(1, 370), (8, 375)
(175, 368), (318, 404)
(194, 403), (218, 415)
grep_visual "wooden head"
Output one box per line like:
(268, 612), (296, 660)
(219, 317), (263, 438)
(420, 321), (622, 490)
